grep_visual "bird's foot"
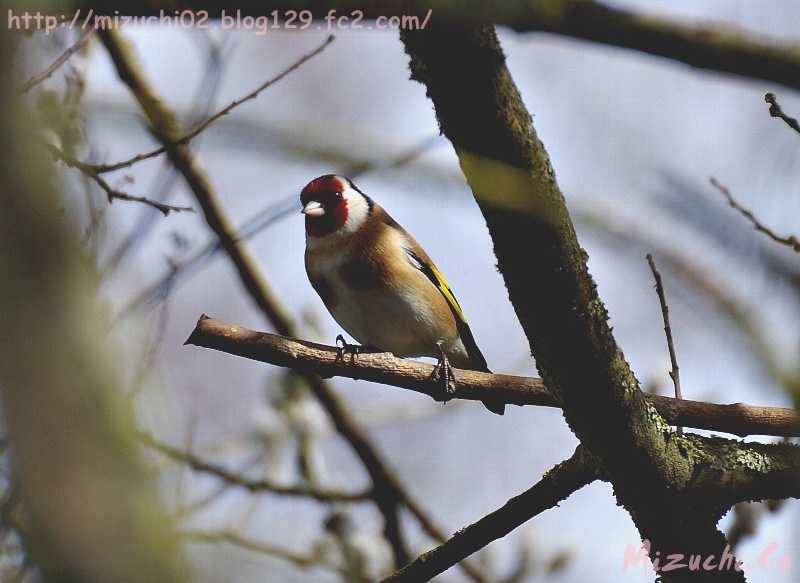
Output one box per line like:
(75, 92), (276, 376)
(335, 334), (361, 364)
(429, 341), (456, 402)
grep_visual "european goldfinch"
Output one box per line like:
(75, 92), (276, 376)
(301, 174), (505, 415)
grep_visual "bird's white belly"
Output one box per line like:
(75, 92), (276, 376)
(328, 278), (440, 357)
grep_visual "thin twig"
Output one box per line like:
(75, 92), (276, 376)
(18, 28), (94, 95)
(91, 34), (334, 174)
(710, 177), (800, 253)
(182, 529), (345, 575)
(45, 142), (193, 216)
(172, 453), (263, 521)
(101, 31), (233, 277)
(140, 432), (371, 503)
(578, 207), (786, 389)
(764, 92), (800, 136)
(646, 253), (683, 434)
(381, 447), (597, 583)
(186, 315), (800, 438)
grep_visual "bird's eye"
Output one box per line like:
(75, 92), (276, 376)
(336, 192), (343, 199)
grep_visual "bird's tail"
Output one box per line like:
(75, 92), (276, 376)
(474, 362), (506, 415)
(456, 322), (505, 415)
(481, 389), (506, 415)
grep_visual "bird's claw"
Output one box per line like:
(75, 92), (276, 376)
(429, 342), (456, 402)
(335, 334), (360, 364)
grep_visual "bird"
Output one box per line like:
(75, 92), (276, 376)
(300, 174), (505, 415)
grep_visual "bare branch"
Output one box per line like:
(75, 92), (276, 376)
(509, 0), (800, 93)
(182, 529), (345, 575)
(140, 432), (372, 503)
(710, 177), (800, 253)
(186, 316), (800, 438)
(381, 446), (597, 583)
(687, 435), (800, 505)
(578, 207), (786, 386)
(91, 34), (334, 175)
(18, 28), (93, 95)
(101, 32), (232, 276)
(45, 142), (193, 216)
(646, 254), (683, 434)
(764, 92), (800, 136)
(91, 2), (800, 94)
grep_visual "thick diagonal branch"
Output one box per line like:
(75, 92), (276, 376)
(381, 446), (598, 583)
(400, 22), (769, 582)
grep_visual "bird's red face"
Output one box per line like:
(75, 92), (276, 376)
(301, 175), (370, 238)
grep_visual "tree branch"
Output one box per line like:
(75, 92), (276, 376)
(95, 1), (800, 93)
(381, 446), (598, 583)
(577, 207), (787, 386)
(686, 436), (800, 508)
(711, 177), (800, 253)
(45, 141), (194, 216)
(185, 315), (800, 438)
(140, 432), (372, 503)
(646, 254), (684, 434)
(764, 92), (800, 136)
(183, 529), (345, 575)
(18, 28), (93, 94)
(505, 0), (800, 93)
(90, 34), (334, 175)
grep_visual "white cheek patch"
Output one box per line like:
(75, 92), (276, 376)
(339, 185), (370, 236)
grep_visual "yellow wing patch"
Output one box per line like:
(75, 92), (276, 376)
(404, 247), (466, 323)
(404, 246), (490, 373)
(428, 263), (466, 323)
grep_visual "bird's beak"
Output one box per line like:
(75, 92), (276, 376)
(302, 201), (325, 217)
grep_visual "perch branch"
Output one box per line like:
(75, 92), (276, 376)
(185, 316), (800, 438)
